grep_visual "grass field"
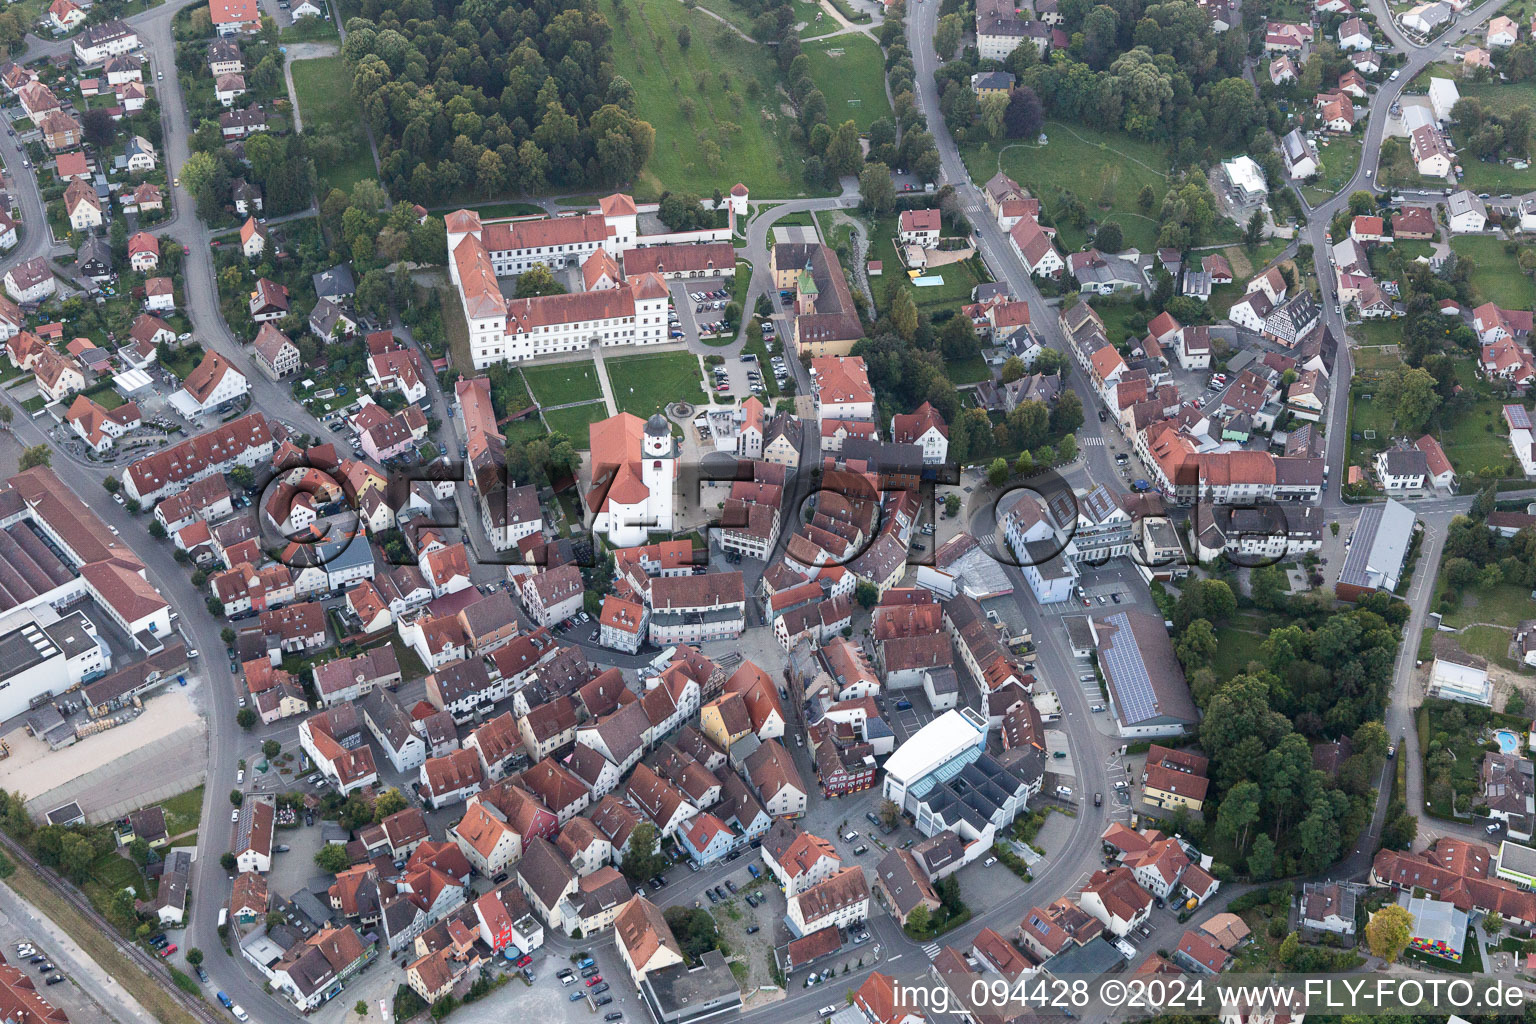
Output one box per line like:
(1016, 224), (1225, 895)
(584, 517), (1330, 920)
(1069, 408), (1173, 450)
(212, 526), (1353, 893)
(1450, 235), (1532, 310)
(159, 786), (204, 839)
(1439, 581), (1535, 629)
(608, 351), (705, 417)
(543, 401), (610, 444)
(863, 212), (987, 315)
(521, 360), (603, 406)
(1345, 388), (1397, 472)
(280, 14), (339, 41)
(801, 35), (891, 132)
(1458, 623), (1524, 671)
(1301, 133), (1364, 206)
(473, 202), (546, 218)
(80, 381), (125, 410)
(962, 123), (1173, 252)
(612, 0), (810, 199)
(1352, 345), (1403, 372)
(506, 416), (550, 445)
(290, 56), (377, 192)
(1436, 395), (1515, 479)
(1211, 617), (1268, 680)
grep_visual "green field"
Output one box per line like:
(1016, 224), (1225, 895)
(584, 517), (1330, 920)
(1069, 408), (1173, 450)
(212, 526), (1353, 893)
(1301, 133), (1364, 207)
(290, 56), (377, 192)
(962, 123), (1174, 253)
(1211, 618), (1268, 680)
(801, 35), (891, 132)
(607, 351), (705, 417)
(1436, 395), (1518, 480)
(612, 0), (809, 199)
(1450, 235), (1533, 310)
(864, 212), (987, 314)
(521, 360), (603, 406)
(80, 382), (125, 410)
(1351, 344), (1403, 372)
(1439, 581), (1536, 629)
(543, 401), (611, 445)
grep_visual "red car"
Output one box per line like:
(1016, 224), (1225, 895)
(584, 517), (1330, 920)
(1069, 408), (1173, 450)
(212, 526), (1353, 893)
(159, 944), (177, 957)
(586, 976), (604, 987)
(514, 955), (533, 968)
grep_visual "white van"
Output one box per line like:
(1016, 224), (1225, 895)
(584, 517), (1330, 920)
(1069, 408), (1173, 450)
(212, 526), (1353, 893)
(1055, 786), (1073, 799)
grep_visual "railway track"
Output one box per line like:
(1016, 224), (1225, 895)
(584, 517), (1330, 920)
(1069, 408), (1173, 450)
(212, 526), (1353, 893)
(0, 830), (223, 1024)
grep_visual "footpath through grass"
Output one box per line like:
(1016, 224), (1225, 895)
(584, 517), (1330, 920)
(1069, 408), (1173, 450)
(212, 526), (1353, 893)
(610, 0), (809, 199)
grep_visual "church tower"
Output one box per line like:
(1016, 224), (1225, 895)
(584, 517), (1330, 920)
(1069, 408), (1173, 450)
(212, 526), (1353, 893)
(642, 413), (677, 533)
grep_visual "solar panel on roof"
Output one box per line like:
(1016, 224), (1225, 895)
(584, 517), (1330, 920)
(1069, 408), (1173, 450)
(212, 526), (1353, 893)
(1509, 405), (1534, 431)
(1102, 613), (1158, 724)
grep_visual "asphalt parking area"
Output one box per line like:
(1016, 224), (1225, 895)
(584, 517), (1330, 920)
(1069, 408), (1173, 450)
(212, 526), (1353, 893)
(677, 278), (734, 341)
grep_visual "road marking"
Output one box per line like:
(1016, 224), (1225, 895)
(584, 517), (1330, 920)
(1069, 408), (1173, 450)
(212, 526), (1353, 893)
(888, 954), (903, 962)
(921, 943), (941, 958)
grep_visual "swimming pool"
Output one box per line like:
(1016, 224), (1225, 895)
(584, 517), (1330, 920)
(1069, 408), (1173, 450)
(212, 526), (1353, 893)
(1497, 729), (1519, 754)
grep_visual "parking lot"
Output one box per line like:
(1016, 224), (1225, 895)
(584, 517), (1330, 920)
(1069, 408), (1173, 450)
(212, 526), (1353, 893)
(668, 278), (734, 344)
(451, 946), (631, 1024)
(0, 891), (132, 1024)
(707, 354), (769, 401)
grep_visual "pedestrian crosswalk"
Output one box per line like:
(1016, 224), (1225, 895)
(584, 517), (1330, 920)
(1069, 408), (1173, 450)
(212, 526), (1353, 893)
(1081, 436), (1106, 446)
(921, 942), (941, 959)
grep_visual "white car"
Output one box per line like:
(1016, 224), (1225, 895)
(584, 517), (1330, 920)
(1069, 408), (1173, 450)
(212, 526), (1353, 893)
(983, 856), (997, 867)
(230, 809), (239, 822)
(236, 769), (244, 784)
(188, 648), (198, 658)
(231, 1006), (249, 1022)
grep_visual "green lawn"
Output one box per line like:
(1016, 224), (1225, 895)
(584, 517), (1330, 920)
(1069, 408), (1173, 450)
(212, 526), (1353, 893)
(611, 0), (812, 199)
(159, 786), (204, 838)
(1211, 618), (1268, 680)
(801, 35), (891, 132)
(505, 416), (550, 445)
(1438, 582), (1536, 630)
(1450, 235), (1532, 310)
(1345, 388), (1397, 472)
(521, 360), (603, 407)
(473, 202), (546, 218)
(1301, 133), (1364, 207)
(543, 401), (611, 445)
(1091, 299), (1145, 347)
(80, 382), (124, 410)
(1351, 345), (1403, 373)
(279, 14), (338, 41)
(1436, 395), (1516, 480)
(962, 122), (1172, 252)
(1458, 623), (1525, 672)
(946, 354), (992, 385)
(290, 56), (377, 192)
(863, 212), (987, 314)
(608, 351), (705, 417)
